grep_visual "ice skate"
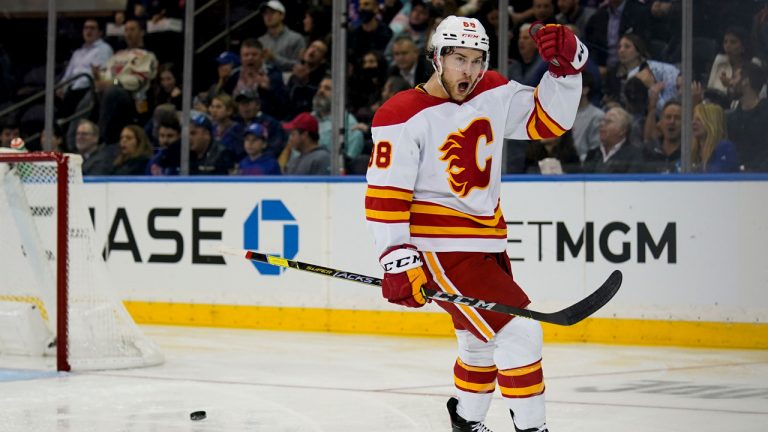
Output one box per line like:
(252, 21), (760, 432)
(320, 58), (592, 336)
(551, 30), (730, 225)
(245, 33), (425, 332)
(510, 411), (549, 432)
(447, 397), (494, 432)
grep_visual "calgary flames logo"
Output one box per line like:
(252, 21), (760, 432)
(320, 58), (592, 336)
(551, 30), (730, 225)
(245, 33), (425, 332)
(439, 118), (494, 198)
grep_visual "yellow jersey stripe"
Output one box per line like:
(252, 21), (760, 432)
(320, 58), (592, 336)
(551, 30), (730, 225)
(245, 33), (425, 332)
(410, 204), (503, 226)
(411, 225), (507, 236)
(365, 187), (413, 201)
(527, 114), (542, 140)
(534, 99), (566, 136)
(499, 382), (545, 397)
(454, 377), (497, 392)
(365, 209), (410, 221)
(498, 362), (542, 377)
(457, 358), (498, 373)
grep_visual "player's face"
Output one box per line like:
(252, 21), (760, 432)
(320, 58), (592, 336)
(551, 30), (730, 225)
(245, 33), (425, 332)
(440, 48), (485, 102)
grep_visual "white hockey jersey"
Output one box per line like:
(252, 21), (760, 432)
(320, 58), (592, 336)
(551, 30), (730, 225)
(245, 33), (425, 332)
(365, 70), (581, 255)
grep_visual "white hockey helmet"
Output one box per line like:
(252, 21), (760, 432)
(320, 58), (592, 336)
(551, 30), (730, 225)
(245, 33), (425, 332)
(428, 15), (490, 75)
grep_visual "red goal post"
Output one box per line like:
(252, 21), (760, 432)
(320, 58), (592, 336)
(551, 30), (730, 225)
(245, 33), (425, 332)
(0, 150), (163, 371)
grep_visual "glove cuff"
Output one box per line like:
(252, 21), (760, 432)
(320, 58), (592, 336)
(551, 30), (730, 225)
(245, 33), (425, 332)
(565, 37), (588, 71)
(380, 244), (423, 274)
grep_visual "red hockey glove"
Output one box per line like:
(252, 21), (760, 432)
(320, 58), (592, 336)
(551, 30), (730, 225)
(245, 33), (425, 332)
(530, 22), (588, 77)
(379, 244), (428, 308)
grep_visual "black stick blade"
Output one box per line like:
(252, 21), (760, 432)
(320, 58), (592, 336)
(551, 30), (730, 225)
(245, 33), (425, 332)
(536, 270), (623, 326)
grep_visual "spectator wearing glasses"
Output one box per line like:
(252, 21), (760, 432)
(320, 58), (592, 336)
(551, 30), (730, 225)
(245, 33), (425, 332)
(75, 119), (116, 176)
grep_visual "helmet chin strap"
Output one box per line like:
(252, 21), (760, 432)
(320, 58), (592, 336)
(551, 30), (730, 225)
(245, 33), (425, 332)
(433, 52), (449, 97)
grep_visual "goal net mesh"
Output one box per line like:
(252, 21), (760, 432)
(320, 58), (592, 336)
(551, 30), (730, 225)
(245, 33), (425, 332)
(0, 151), (163, 370)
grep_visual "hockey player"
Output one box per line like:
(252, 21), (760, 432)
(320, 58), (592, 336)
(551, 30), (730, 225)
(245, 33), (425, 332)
(365, 16), (587, 432)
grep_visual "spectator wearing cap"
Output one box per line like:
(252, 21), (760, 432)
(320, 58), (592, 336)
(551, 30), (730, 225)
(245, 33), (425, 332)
(206, 51), (240, 103)
(258, 0), (306, 72)
(185, 110), (236, 175)
(235, 88), (286, 158)
(236, 123), (282, 175)
(278, 112), (330, 175)
(231, 38), (288, 120)
(208, 93), (245, 159)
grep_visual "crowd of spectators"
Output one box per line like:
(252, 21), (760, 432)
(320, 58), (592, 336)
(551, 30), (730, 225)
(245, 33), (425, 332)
(1, 0), (767, 175)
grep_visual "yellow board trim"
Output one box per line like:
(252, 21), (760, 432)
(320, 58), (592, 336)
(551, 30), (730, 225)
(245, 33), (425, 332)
(123, 302), (768, 349)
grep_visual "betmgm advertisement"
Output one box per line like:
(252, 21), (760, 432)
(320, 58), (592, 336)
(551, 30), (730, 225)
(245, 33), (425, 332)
(83, 179), (768, 346)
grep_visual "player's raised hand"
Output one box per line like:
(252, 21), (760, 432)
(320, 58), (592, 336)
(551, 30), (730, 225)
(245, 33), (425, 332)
(530, 22), (588, 77)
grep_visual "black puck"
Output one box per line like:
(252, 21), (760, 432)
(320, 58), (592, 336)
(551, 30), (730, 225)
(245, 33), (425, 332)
(190, 410), (206, 421)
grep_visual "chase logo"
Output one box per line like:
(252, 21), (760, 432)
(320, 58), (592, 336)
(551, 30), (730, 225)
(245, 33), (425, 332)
(244, 200), (298, 275)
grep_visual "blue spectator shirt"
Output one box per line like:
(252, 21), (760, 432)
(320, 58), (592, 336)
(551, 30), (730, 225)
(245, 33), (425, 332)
(237, 154), (281, 175)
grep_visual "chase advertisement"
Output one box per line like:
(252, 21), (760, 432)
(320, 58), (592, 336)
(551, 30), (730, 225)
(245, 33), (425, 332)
(82, 179), (768, 324)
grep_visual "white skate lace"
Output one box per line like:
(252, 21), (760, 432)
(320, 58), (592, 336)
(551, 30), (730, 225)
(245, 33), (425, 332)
(470, 423), (493, 432)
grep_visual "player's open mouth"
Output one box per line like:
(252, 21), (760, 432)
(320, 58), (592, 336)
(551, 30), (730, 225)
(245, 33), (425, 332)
(457, 82), (470, 93)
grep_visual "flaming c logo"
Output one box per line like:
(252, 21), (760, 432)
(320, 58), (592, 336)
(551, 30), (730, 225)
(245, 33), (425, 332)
(439, 118), (494, 198)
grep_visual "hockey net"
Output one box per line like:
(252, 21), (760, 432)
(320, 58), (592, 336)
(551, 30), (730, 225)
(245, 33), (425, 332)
(0, 150), (163, 371)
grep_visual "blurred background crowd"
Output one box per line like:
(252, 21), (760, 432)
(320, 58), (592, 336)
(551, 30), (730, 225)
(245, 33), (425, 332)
(0, 0), (767, 175)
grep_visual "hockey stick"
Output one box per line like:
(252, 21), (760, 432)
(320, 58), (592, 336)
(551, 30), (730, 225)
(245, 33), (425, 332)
(220, 247), (622, 326)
